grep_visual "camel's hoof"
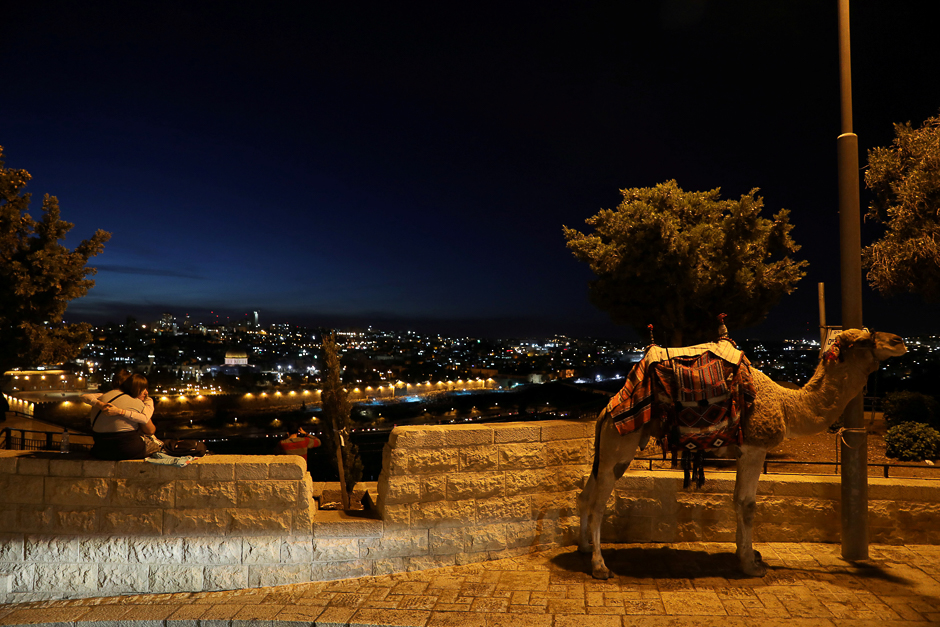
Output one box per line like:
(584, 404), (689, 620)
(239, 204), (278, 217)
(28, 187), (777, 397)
(591, 564), (611, 580)
(577, 544), (591, 554)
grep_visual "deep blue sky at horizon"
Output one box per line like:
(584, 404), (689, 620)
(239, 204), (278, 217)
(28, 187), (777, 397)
(3, 1), (940, 340)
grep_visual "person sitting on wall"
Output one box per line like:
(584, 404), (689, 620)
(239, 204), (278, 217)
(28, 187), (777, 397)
(81, 372), (160, 460)
(279, 423), (321, 466)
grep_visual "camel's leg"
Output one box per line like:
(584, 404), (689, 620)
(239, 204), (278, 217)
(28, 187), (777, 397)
(733, 444), (768, 577)
(577, 411), (645, 579)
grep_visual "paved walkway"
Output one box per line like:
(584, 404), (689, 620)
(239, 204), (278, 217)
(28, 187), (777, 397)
(2, 542), (940, 626)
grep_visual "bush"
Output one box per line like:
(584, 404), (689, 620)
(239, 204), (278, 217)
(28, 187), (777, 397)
(882, 391), (939, 430)
(885, 421), (940, 461)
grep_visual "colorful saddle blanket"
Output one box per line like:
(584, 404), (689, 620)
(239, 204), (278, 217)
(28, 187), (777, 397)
(606, 340), (756, 453)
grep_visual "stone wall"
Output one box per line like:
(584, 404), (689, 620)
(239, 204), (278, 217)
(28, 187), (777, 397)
(375, 421), (940, 552)
(3, 419), (940, 603)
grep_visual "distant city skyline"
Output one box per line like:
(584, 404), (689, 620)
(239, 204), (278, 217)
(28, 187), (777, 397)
(4, 2), (940, 341)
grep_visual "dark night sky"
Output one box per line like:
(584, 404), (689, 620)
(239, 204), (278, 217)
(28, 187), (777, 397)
(2, 1), (939, 340)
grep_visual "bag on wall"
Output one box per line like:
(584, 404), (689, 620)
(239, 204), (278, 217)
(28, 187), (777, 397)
(162, 439), (207, 457)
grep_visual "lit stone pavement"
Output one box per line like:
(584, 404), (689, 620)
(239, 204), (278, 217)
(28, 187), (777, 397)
(2, 542), (940, 626)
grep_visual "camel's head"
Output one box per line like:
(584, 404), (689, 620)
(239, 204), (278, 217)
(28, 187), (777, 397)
(827, 329), (907, 364)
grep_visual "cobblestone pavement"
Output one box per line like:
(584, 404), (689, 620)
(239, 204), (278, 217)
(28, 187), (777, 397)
(2, 542), (940, 626)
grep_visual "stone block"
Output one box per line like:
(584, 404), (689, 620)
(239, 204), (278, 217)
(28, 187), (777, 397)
(163, 508), (232, 536)
(604, 514), (655, 543)
(0, 534), (24, 562)
(532, 491), (579, 518)
(504, 468), (554, 496)
(34, 563), (97, 593)
(99, 507), (163, 535)
(372, 556), (407, 576)
(149, 565), (204, 593)
(176, 480), (237, 508)
(383, 476), (423, 504)
(129, 537), (184, 564)
(269, 458), (306, 479)
(48, 458), (83, 477)
(614, 494), (667, 519)
(360, 529), (428, 559)
(5, 563), (34, 593)
(402, 448), (459, 475)
(82, 459), (116, 478)
(241, 536), (280, 564)
(378, 504), (411, 528)
(198, 459), (236, 481)
(498, 443), (546, 470)
(80, 536), (130, 563)
(310, 559), (371, 581)
(248, 563), (310, 587)
(466, 523), (506, 552)
(540, 420), (592, 442)
(20, 507), (97, 534)
(280, 536), (313, 563)
(389, 426), (446, 449)
(545, 441), (591, 467)
(441, 425), (493, 447)
(237, 480), (300, 508)
(493, 424), (540, 444)
(44, 476), (111, 506)
(230, 508), (293, 534)
(446, 472), (504, 500)
(312, 538), (360, 562)
(183, 538), (242, 565)
(312, 510), (383, 538)
(477, 496), (531, 523)
(0, 455), (18, 474)
(423, 475), (446, 501)
(234, 460), (270, 480)
(203, 564), (248, 591)
(97, 564), (148, 593)
(293, 502), (316, 534)
(0, 474), (43, 504)
(111, 479), (175, 507)
(0, 504), (14, 532)
(409, 500), (475, 529)
(458, 445), (499, 472)
(429, 528), (466, 555)
(17, 458), (49, 476)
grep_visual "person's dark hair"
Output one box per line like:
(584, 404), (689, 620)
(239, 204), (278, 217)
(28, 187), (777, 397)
(119, 373), (148, 399)
(110, 369), (131, 390)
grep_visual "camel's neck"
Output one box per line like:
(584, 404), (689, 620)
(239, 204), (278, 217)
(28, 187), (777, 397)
(774, 352), (879, 437)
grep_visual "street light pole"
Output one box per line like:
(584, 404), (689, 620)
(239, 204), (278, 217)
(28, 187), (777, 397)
(837, 0), (868, 561)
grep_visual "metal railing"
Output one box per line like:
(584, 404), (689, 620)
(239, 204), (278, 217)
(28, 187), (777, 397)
(633, 455), (939, 479)
(0, 427), (92, 453)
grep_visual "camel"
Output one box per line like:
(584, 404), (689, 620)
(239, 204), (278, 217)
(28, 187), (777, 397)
(577, 328), (907, 579)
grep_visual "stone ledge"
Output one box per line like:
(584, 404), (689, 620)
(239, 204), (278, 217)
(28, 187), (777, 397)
(312, 510), (383, 539)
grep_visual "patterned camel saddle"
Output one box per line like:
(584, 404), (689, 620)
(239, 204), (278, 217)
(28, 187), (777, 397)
(606, 339), (757, 487)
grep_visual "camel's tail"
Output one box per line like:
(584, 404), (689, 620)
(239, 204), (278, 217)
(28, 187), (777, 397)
(590, 408), (607, 479)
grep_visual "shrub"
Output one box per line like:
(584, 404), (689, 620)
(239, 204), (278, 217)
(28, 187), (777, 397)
(882, 391), (939, 430)
(885, 421), (940, 462)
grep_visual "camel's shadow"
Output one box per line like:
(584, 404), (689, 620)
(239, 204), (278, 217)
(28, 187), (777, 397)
(552, 546), (745, 580)
(550, 546), (910, 584)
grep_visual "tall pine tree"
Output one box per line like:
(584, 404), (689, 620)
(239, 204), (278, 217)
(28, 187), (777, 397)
(0, 146), (110, 374)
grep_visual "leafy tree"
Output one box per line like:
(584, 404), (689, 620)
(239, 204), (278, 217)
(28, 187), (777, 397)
(320, 332), (363, 509)
(564, 180), (807, 346)
(864, 113), (940, 300)
(0, 146), (110, 374)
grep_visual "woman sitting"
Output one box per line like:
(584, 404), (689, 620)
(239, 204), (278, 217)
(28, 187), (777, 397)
(82, 372), (158, 460)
